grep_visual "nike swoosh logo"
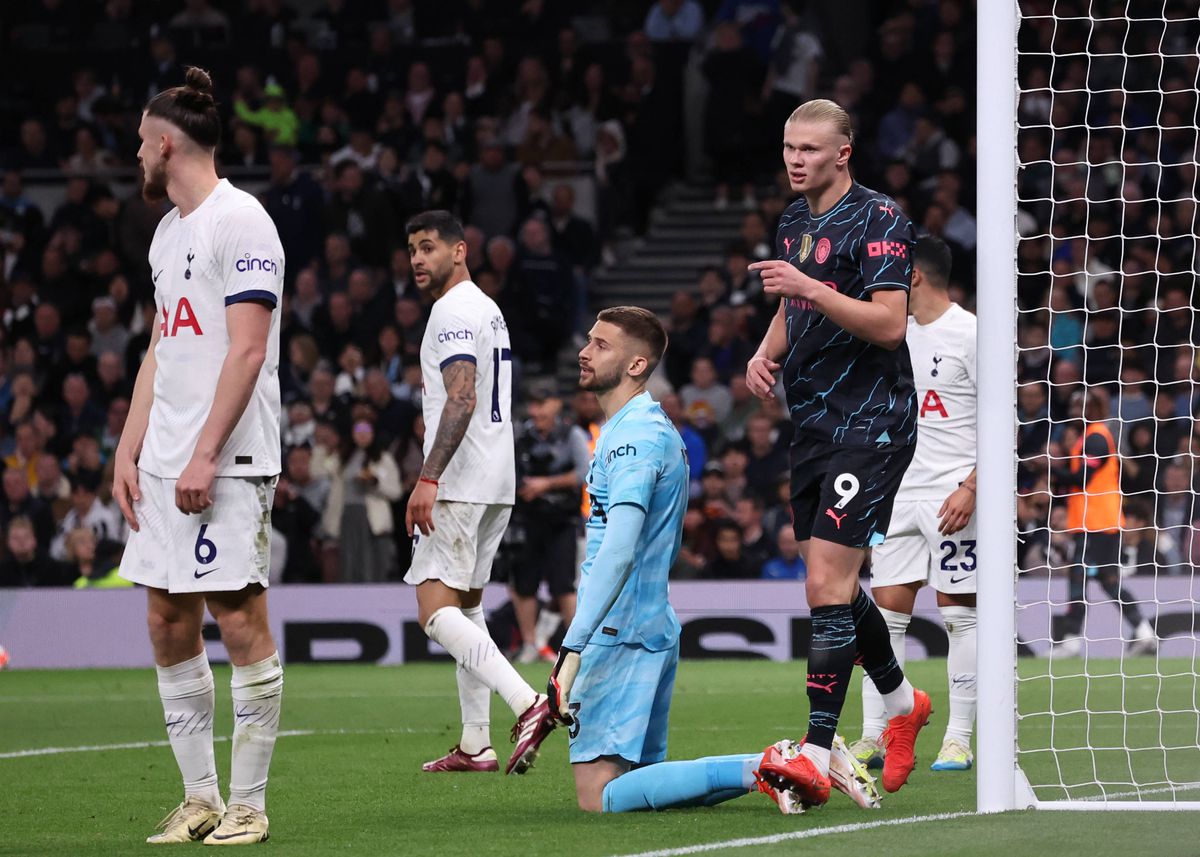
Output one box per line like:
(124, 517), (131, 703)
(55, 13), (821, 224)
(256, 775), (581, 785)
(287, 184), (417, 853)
(193, 567), (220, 579)
(187, 822), (211, 838)
(210, 830), (262, 841)
(949, 574), (972, 584)
(153, 269), (163, 283)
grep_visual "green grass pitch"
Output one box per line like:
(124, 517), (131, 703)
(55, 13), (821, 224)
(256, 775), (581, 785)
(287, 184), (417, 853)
(2, 659), (1194, 856)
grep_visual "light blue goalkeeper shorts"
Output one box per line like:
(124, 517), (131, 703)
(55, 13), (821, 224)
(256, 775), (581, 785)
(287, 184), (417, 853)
(567, 639), (679, 766)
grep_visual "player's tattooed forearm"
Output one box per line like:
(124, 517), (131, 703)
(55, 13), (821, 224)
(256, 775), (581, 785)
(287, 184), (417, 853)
(422, 360), (477, 480)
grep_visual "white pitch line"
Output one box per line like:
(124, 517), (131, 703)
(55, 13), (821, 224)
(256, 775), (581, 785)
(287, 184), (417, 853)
(608, 811), (976, 857)
(0, 727), (425, 760)
(1077, 782), (1200, 801)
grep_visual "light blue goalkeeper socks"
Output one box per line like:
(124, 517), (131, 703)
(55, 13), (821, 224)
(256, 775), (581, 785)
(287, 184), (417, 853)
(601, 754), (760, 812)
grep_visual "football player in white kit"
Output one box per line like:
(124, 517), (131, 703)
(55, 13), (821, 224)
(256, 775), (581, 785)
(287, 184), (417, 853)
(115, 68), (283, 845)
(851, 237), (979, 773)
(402, 211), (557, 776)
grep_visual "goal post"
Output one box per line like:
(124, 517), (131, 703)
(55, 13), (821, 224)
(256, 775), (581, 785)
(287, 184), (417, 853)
(976, 0), (1020, 815)
(978, 0), (1200, 812)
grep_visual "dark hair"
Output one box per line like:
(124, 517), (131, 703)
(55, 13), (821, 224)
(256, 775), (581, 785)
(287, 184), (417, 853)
(144, 66), (221, 150)
(913, 235), (952, 288)
(596, 305), (668, 377)
(713, 518), (741, 537)
(405, 210), (466, 245)
(69, 468), (101, 494)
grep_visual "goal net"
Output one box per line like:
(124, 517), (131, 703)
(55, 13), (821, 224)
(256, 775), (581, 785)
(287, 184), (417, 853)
(979, 0), (1200, 810)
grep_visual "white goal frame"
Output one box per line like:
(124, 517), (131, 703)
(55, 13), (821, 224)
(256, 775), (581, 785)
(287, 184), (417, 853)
(975, 0), (1200, 813)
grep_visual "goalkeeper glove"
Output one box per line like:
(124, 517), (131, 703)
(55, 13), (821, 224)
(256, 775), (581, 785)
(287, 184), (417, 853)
(547, 647), (581, 725)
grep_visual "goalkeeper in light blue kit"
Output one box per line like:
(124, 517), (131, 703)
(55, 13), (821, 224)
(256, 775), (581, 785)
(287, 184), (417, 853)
(545, 306), (880, 814)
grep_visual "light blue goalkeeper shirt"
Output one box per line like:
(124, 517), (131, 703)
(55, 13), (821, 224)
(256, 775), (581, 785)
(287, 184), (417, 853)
(562, 392), (689, 653)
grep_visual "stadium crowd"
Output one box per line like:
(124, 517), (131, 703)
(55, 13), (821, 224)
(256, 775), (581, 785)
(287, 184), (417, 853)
(0, 0), (1192, 592)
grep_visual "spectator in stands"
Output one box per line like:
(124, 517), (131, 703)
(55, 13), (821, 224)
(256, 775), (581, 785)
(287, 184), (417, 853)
(733, 495), (773, 572)
(362, 368), (417, 449)
(763, 3), (823, 131)
(235, 82), (300, 146)
(762, 524), (806, 580)
(547, 183), (598, 273)
(4, 420), (44, 487)
(513, 217), (573, 371)
(99, 397), (129, 459)
(703, 22), (765, 210)
(744, 413), (787, 498)
(48, 466), (123, 560)
(56, 374), (105, 454)
(465, 139), (524, 239)
(31, 454), (69, 506)
(272, 454), (324, 584)
(399, 142), (459, 218)
(66, 527), (130, 589)
(705, 519), (759, 579)
(660, 392), (707, 486)
(264, 145), (324, 277)
(324, 160), (397, 266)
(322, 419), (402, 582)
(88, 296), (129, 357)
(645, 0), (705, 42)
(1156, 458), (1197, 576)
(0, 516), (70, 587)
(681, 357), (733, 426)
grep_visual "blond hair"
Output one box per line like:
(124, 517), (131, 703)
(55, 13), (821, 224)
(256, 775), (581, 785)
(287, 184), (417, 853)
(786, 99), (854, 145)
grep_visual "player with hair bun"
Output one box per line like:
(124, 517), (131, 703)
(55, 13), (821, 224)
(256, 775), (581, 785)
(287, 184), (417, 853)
(117, 66), (286, 846)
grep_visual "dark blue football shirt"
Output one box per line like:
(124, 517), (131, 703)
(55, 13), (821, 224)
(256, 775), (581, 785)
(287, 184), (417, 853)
(775, 181), (918, 447)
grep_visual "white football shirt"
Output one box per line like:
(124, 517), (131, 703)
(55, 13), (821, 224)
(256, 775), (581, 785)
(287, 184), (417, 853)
(897, 302), (977, 500)
(140, 179), (284, 479)
(420, 280), (515, 505)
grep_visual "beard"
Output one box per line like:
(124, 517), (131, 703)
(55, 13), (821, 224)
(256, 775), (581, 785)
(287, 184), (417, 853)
(141, 159), (169, 203)
(417, 260), (454, 296)
(579, 363), (622, 393)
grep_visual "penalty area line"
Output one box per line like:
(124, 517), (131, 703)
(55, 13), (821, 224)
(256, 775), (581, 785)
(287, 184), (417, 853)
(610, 811), (976, 857)
(0, 727), (424, 759)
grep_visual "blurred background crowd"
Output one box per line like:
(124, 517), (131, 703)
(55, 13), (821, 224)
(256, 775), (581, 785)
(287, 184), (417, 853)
(0, 0), (1192, 598)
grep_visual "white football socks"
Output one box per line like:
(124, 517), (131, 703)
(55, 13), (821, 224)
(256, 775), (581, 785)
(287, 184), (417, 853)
(157, 650), (220, 807)
(457, 605), (493, 755)
(940, 605), (977, 745)
(426, 606), (537, 717)
(799, 742), (832, 777)
(861, 607), (910, 740)
(229, 651), (284, 812)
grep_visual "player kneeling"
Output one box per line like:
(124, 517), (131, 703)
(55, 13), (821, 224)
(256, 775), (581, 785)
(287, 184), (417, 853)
(545, 308), (879, 814)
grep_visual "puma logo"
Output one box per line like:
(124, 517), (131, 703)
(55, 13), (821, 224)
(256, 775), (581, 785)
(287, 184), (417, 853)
(878, 204), (895, 216)
(806, 678), (839, 693)
(783, 236), (794, 253)
(825, 508), (847, 529)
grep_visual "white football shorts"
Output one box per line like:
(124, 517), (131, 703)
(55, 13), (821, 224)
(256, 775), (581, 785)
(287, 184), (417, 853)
(119, 471), (277, 594)
(869, 499), (978, 595)
(404, 501), (511, 592)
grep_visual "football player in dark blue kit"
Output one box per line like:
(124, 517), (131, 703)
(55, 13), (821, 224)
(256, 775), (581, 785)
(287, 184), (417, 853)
(746, 99), (933, 807)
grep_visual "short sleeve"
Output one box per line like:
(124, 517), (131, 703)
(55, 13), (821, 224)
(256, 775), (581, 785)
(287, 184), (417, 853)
(860, 201), (915, 293)
(605, 433), (660, 512)
(427, 304), (480, 370)
(219, 205), (285, 308)
(963, 318), (978, 387)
